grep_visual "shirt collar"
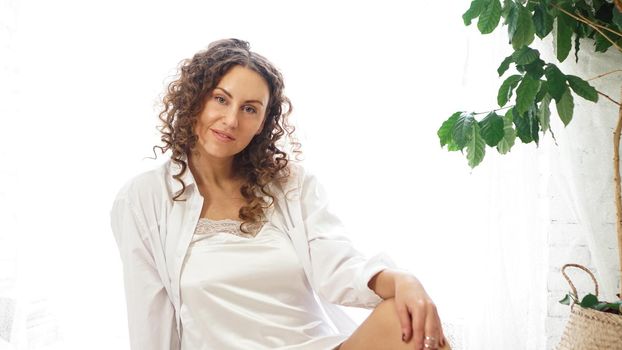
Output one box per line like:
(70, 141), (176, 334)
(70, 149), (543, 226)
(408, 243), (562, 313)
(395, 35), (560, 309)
(165, 154), (296, 199)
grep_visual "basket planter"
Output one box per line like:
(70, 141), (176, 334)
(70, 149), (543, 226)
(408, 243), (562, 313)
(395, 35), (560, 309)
(556, 264), (622, 350)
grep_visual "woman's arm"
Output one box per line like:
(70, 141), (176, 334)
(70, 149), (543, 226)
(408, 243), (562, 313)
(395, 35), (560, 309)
(368, 268), (428, 299)
(110, 194), (180, 350)
(368, 268), (398, 298)
(298, 168), (397, 308)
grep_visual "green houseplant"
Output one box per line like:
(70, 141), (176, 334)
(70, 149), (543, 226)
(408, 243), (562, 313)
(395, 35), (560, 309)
(436, 0), (622, 316)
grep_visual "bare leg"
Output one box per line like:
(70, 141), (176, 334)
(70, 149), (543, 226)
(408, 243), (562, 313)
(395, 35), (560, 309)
(336, 298), (451, 350)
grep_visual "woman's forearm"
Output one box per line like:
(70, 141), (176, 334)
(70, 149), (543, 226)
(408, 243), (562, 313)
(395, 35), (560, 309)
(368, 268), (421, 299)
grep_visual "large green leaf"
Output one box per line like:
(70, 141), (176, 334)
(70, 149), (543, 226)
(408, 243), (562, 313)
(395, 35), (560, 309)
(452, 113), (477, 149)
(501, 0), (512, 18)
(512, 46), (540, 65)
(566, 75), (599, 102)
(529, 105), (540, 145)
(497, 74), (523, 107)
(535, 80), (548, 103)
(515, 75), (542, 115)
(467, 122), (486, 168)
(497, 55), (514, 76)
(512, 4), (536, 50)
(538, 94), (552, 134)
(556, 88), (574, 126)
(520, 58), (545, 79)
(594, 31), (613, 52)
(438, 112), (462, 147)
(463, 0), (487, 25)
(555, 12), (573, 62)
(573, 0), (595, 17)
(580, 294), (599, 308)
(478, 0), (503, 34)
(506, 2), (519, 40)
(479, 112), (505, 146)
(497, 108), (517, 154)
(544, 64), (567, 101)
(533, 3), (554, 38)
(514, 107), (539, 144)
(447, 139), (462, 152)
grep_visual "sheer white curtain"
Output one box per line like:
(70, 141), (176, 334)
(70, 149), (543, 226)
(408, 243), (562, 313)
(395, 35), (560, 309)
(3, 1), (551, 349)
(446, 29), (548, 349)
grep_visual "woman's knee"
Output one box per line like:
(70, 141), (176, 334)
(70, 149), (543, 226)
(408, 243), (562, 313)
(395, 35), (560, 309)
(372, 297), (400, 329)
(337, 298), (406, 350)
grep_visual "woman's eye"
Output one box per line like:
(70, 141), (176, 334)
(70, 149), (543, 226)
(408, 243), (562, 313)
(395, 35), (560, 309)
(215, 96), (226, 104)
(244, 106), (257, 114)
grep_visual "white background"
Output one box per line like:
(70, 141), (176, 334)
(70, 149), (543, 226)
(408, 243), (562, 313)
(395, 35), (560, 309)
(2, 0), (554, 348)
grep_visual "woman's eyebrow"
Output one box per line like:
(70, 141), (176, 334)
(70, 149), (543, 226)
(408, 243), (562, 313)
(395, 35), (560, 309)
(214, 87), (264, 106)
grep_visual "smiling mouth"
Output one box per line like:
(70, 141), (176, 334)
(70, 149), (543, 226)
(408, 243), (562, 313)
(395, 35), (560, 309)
(211, 129), (235, 141)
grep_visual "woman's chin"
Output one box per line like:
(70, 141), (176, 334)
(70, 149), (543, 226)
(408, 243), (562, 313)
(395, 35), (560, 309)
(198, 147), (239, 161)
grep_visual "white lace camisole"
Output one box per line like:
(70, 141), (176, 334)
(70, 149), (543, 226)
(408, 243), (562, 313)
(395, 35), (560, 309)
(179, 217), (349, 350)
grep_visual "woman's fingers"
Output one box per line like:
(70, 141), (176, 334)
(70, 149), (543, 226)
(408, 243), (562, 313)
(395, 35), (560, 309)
(396, 302), (412, 342)
(423, 302), (442, 349)
(397, 299), (448, 349)
(410, 300), (427, 349)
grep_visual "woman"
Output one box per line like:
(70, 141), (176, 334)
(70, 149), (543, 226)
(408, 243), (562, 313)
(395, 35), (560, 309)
(110, 38), (450, 350)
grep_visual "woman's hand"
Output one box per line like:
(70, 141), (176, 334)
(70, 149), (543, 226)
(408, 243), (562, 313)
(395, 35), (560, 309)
(393, 273), (446, 349)
(368, 269), (447, 349)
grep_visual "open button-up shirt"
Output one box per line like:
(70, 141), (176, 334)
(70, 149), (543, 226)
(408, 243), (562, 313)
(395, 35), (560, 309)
(110, 157), (397, 350)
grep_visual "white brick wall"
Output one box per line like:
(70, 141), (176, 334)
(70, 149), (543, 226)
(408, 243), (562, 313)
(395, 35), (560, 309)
(539, 35), (622, 349)
(545, 222), (594, 349)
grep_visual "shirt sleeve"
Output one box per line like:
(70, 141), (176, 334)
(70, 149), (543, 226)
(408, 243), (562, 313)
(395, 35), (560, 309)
(299, 169), (398, 309)
(110, 194), (180, 350)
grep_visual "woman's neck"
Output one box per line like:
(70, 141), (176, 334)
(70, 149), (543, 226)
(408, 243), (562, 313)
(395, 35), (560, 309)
(188, 151), (239, 190)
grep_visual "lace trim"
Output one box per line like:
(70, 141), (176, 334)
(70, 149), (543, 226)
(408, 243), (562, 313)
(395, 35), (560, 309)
(195, 218), (263, 238)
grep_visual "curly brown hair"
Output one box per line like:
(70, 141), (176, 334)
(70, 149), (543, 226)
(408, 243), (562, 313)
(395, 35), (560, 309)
(151, 38), (299, 233)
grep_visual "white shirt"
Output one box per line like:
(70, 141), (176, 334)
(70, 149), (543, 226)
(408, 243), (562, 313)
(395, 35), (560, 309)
(110, 156), (397, 350)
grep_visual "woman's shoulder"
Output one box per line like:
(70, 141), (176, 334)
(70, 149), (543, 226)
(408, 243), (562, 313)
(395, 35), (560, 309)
(273, 161), (303, 190)
(288, 161), (325, 184)
(272, 160), (322, 199)
(113, 159), (170, 206)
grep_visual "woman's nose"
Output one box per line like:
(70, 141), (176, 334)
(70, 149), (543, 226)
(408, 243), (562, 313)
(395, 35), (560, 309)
(222, 106), (239, 128)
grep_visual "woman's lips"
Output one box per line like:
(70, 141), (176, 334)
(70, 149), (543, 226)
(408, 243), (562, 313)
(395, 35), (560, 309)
(211, 129), (235, 142)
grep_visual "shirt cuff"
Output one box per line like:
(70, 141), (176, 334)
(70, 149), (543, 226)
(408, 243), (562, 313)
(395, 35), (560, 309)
(356, 252), (398, 308)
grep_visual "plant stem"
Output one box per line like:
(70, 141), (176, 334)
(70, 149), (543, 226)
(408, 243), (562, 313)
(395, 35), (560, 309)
(615, 85), (622, 299)
(576, 13), (622, 39)
(598, 90), (622, 106)
(588, 70), (622, 82)
(554, 4), (622, 53)
(576, 13), (622, 52)
(536, 1), (622, 38)
(473, 105), (513, 115)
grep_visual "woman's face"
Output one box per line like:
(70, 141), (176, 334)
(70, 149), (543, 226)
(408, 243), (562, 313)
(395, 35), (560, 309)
(193, 65), (270, 161)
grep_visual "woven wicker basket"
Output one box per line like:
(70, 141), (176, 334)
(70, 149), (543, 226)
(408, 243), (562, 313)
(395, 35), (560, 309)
(556, 264), (622, 350)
